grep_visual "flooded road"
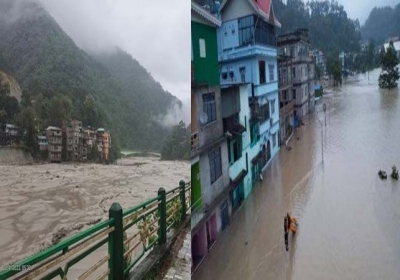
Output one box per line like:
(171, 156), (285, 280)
(0, 157), (190, 268)
(194, 68), (400, 280)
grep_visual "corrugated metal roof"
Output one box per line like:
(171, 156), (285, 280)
(192, 1), (221, 26)
(46, 126), (61, 131)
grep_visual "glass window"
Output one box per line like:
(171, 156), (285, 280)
(209, 147), (222, 183)
(202, 93), (217, 124)
(260, 103), (270, 123)
(268, 64), (274, 82)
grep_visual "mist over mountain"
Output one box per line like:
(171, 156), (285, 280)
(361, 3), (400, 44)
(0, 0), (185, 151)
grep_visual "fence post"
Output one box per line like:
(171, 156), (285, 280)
(158, 188), (167, 245)
(179, 180), (186, 221)
(108, 202), (124, 280)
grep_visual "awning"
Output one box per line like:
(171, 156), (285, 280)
(230, 170), (247, 187)
(251, 151), (262, 164)
(230, 124), (246, 135)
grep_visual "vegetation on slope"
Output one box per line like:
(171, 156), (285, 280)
(0, 0), (179, 153)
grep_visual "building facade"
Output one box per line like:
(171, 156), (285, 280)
(277, 53), (294, 145)
(278, 29), (315, 123)
(191, 0), (282, 273)
(46, 126), (62, 162)
(217, 0), (281, 178)
(191, 2), (231, 273)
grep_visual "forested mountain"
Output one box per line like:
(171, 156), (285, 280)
(273, 0), (361, 59)
(361, 4), (400, 45)
(0, 0), (179, 151)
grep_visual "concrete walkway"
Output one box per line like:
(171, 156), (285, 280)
(163, 228), (191, 280)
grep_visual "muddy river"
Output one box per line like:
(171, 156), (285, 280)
(194, 68), (400, 280)
(0, 156), (190, 269)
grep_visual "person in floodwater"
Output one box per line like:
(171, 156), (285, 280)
(287, 212), (298, 234)
(284, 216), (289, 251)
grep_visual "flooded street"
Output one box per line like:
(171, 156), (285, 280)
(194, 68), (400, 280)
(0, 157), (190, 268)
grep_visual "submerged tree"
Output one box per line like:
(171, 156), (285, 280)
(379, 41), (400, 90)
(161, 121), (190, 161)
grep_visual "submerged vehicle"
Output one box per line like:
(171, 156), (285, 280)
(391, 165), (399, 180)
(379, 170), (387, 179)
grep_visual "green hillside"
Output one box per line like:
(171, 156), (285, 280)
(0, 0), (178, 151)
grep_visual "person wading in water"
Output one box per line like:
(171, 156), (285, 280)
(284, 216), (289, 251)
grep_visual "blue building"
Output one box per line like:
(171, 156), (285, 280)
(216, 0), (281, 188)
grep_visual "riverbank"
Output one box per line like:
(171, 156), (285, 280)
(0, 157), (190, 268)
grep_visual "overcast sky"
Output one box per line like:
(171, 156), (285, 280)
(38, 0), (190, 123)
(313, 0), (399, 24)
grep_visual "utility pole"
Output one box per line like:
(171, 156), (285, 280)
(317, 118), (324, 163)
(323, 103), (326, 126)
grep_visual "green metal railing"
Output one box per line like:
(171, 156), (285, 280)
(0, 180), (191, 280)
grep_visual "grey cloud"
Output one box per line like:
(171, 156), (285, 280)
(37, 0), (190, 106)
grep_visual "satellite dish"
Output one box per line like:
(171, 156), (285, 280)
(199, 112), (208, 125)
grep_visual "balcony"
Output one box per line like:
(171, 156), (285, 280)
(223, 113), (245, 136)
(279, 100), (294, 117)
(250, 102), (262, 121)
(253, 81), (278, 97)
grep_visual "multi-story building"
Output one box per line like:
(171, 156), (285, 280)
(63, 119), (88, 162)
(96, 128), (111, 161)
(37, 135), (48, 151)
(191, 2), (230, 273)
(312, 49), (326, 77)
(277, 52), (294, 145)
(278, 29), (315, 123)
(46, 126), (62, 162)
(217, 0), (281, 177)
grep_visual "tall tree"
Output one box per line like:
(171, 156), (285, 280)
(47, 95), (73, 127)
(379, 41), (400, 90)
(15, 106), (37, 153)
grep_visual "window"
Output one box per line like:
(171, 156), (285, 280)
(250, 122), (259, 146)
(292, 67), (296, 78)
(199, 39), (206, 58)
(271, 99), (275, 115)
(240, 67), (246, 83)
(293, 89), (296, 99)
(284, 90), (287, 101)
(238, 15), (255, 46)
(260, 103), (270, 123)
(268, 64), (274, 82)
(228, 137), (242, 164)
(209, 147), (222, 184)
(202, 93), (216, 124)
(259, 61), (266, 84)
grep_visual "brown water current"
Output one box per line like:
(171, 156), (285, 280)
(194, 69), (400, 280)
(0, 157), (190, 269)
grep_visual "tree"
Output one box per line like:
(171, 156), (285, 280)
(379, 41), (400, 90)
(47, 95), (73, 127)
(108, 136), (121, 164)
(81, 94), (99, 127)
(21, 89), (32, 108)
(15, 107), (37, 154)
(161, 121), (190, 161)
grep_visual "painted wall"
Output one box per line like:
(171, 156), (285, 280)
(220, 0), (254, 22)
(191, 161), (202, 210)
(194, 86), (224, 149)
(192, 20), (219, 86)
(199, 141), (230, 208)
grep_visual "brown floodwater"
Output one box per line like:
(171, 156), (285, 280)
(0, 157), (190, 270)
(194, 69), (400, 280)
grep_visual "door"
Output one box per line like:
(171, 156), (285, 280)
(221, 200), (229, 231)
